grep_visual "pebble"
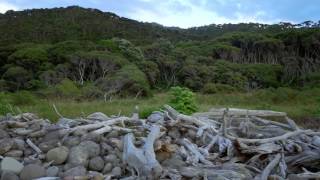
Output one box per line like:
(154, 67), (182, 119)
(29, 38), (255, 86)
(111, 166), (122, 177)
(63, 166), (87, 177)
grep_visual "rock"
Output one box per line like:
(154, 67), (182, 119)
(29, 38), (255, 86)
(63, 166), (87, 177)
(46, 146), (69, 165)
(0, 138), (14, 155)
(81, 133), (101, 142)
(63, 136), (80, 147)
(4, 150), (23, 157)
(89, 156), (104, 171)
(0, 129), (9, 139)
(111, 166), (122, 177)
(88, 171), (104, 180)
(87, 112), (109, 121)
(57, 118), (80, 128)
(43, 130), (63, 142)
(12, 139), (25, 150)
(0, 171), (19, 180)
(38, 139), (60, 153)
(20, 164), (46, 180)
(100, 142), (113, 154)
(102, 163), (113, 174)
(46, 166), (59, 177)
(109, 138), (123, 151)
(0, 157), (24, 174)
(312, 136), (320, 147)
(67, 146), (89, 167)
(104, 154), (118, 163)
(78, 141), (100, 157)
(147, 111), (164, 123)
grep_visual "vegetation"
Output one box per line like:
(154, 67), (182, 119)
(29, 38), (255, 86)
(169, 86), (198, 115)
(0, 6), (319, 124)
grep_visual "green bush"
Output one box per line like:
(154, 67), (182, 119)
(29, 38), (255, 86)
(202, 83), (237, 94)
(9, 91), (36, 106)
(55, 79), (81, 98)
(0, 93), (11, 115)
(169, 86), (198, 115)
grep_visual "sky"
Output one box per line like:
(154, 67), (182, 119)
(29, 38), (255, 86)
(0, 0), (319, 28)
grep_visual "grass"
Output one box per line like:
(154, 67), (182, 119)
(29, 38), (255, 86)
(1, 88), (319, 126)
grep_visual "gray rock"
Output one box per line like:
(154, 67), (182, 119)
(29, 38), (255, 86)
(63, 166), (87, 177)
(162, 154), (186, 169)
(12, 139), (25, 150)
(46, 146), (69, 165)
(87, 112), (109, 121)
(100, 142), (113, 154)
(20, 164), (46, 180)
(81, 133), (101, 142)
(102, 163), (113, 174)
(88, 171), (104, 180)
(78, 141), (100, 157)
(111, 167), (122, 177)
(147, 111), (164, 123)
(0, 157), (24, 174)
(0, 129), (9, 139)
(46, 166), (59, 177)
(312, 136), (320, 147)
(67, 146), (89, 167)
(104, 154), (118, 163)
(89, 156), (104, 171)
(39, 139), (60, 153)
(63, 136), (80, 147)
(0, 171), (19, 180)
(57, 118), (80, 128)
(43, 130), (63, 142)
(0, 138), (14, 155)
(4, 150), (23, 157)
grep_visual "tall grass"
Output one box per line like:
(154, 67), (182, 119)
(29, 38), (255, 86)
(1, 88), (319, 125)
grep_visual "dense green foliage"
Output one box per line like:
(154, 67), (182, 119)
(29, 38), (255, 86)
(169, 86), (198, 114)
(0, 6), (320, 99)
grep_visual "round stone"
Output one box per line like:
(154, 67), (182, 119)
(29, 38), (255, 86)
(19, 164), (46, 180)
(46, 146), (69, 165)
(46, 166), (59, 177)
(111, 167), (122, 177)
(0, 157), (24, 174)
(89, 156), (104, 171)
(0, 138), (14, 155)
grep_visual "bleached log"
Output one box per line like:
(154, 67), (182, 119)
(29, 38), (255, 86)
(180, 138), (213, 165)
(251, 116), (291, 129)
(26, 138), (42, 154)
(195, 108), (287, 117)
(123, 125), (162, 178)
(261, 154), (281, 180)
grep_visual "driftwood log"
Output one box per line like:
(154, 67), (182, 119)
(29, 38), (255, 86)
(0, 105), (319, 179)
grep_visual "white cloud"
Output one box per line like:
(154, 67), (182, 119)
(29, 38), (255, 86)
(0, 1), (19, 13)
(126, 0), (277, 28)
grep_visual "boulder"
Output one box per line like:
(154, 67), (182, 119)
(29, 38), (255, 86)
(63, 166), (87, 177)
(0, 171), (19, 180)
(0, 157), (24, 174)
(46, 146), (69, 165)
(19, 164), (46, 180)
(4, 150), (23, 158)
(102, 163), (113, 174)
(78, 141), (100, 157)
(111, 166), (122, 177)
(89, 156), (104, 171)
(67, 146), (89, 167)
(46, 166), (59, 177)
(0, 138), (14, 155)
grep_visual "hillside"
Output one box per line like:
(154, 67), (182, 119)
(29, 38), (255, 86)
(0, 6), (319, 100)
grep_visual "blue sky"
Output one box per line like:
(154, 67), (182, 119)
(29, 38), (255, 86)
(0, 0), (319, 28)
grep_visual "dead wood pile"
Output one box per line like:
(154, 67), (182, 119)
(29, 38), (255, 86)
(0, 105), (319, 180)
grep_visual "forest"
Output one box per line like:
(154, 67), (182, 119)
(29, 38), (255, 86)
(0, 6), (320, 119)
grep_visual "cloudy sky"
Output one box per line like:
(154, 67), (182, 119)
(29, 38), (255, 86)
(0, 0), (319, 28)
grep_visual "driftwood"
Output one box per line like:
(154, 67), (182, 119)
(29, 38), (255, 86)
(0, 105), (319, 179)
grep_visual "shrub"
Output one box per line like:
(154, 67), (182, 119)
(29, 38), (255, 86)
(81, 83), (103, 99)
(55, 78), (81, 98)
(169, 86), (198, 115)
(202, 83), (237, 94)
(9, 91), (36, 106)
